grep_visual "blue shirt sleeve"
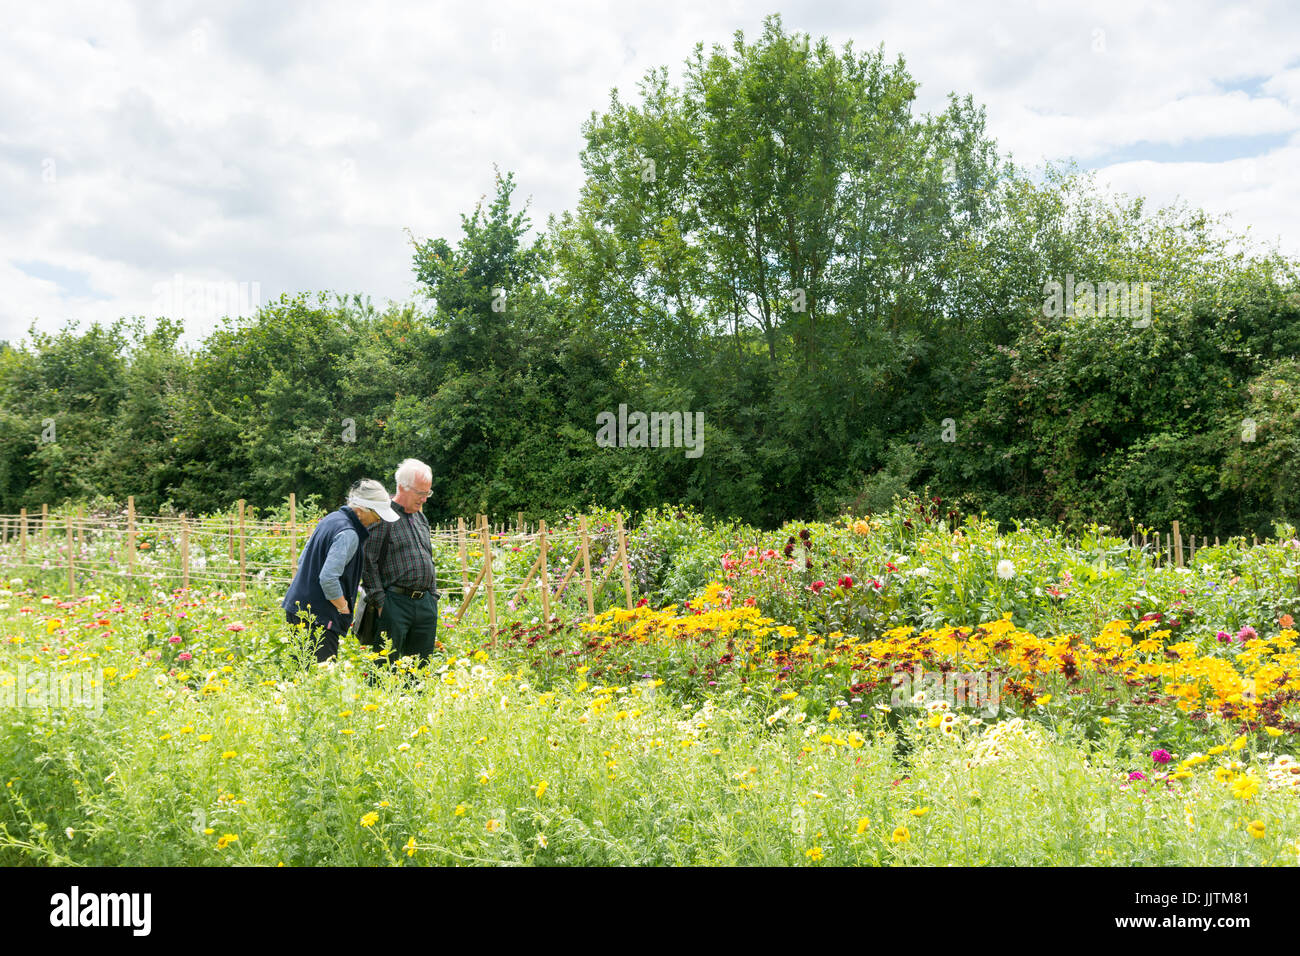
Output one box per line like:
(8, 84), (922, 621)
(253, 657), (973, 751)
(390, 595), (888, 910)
(318, 529), (359, 601)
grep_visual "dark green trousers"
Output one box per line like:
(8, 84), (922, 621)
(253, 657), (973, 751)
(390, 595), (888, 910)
(373, 589), (438, 666)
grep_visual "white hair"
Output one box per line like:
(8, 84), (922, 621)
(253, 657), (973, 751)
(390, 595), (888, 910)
(395, 458), (432, 490)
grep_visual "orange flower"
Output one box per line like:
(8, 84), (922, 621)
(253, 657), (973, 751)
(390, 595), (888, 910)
(1281, 614), (1294, 629)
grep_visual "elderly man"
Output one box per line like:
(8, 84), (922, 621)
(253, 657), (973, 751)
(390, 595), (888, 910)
(359, 458), (439, 667)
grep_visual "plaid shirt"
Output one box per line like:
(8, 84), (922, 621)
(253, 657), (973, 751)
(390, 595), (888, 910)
(360, 499), (438, 605)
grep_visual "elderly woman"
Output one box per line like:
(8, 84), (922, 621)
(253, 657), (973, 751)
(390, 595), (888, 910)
(283, 479), (398, 662)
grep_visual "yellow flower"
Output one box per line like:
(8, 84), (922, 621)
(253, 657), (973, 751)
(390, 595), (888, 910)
(198, 734), (213, 743)
(159, 733), (171, 741)
(1231, 776), (1260, 801)
(360, 812), (379, 828)
(891, 826), (910, 843)
(534, 781), (548, 798)
(486, 819), (499, 832)
(1034, 694), (1051, 706)
(1246, 819), (1266, 839)
(1265, 727), (1283, 737)
(215, 833), (239, 849)
(575, 665), (589, 675)
(404, 837), (417, 857)
(1208, 745), (1227, 755)
(454, 804), (467, 816)
(805, 847), (824, 861)
(338, 710), (352, 718)
(910, 806), (930, 817)
(781, 691), (798, 701)
(827, 707), (841, 722)
(203, 828), (214, 835)
(1231, 735), (1247, 751)
(178, 725), (193, 735)
(856, 817), (870, 835)
(221, 751), (237, 760)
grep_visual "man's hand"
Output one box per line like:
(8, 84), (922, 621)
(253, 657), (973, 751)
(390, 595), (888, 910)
(330, 596), (349, 615)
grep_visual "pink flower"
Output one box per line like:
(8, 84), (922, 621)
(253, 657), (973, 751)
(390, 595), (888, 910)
(226, 623), (246, 632)
(1236, 626), (1257, 643)
(1151, 750), (1172, 765)
(168, 636), (182, 644)
(1217, 631), (1232, 643)
(177, 652), (192, 662)
(1128, 771), (1146, 781)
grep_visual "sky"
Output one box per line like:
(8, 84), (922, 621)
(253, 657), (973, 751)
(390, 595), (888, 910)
(2, 0), (1297, 345)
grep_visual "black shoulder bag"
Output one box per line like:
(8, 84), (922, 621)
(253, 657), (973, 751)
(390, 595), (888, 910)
(353, 530), (389, 646)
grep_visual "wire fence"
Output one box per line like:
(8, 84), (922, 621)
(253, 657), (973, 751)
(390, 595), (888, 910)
(0, 496), (640, 637)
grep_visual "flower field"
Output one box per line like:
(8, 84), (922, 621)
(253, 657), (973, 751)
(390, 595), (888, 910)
(4, 497), (1300, 866)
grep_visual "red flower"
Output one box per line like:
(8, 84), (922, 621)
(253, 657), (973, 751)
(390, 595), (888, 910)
(811, 581), (826, 594)
(838, 575), (854, 589)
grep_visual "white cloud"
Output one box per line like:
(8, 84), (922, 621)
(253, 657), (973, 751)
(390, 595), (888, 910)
(1, 0), (1297, 345)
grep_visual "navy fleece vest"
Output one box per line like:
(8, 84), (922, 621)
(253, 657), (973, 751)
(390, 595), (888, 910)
(282, 507), (370, 634)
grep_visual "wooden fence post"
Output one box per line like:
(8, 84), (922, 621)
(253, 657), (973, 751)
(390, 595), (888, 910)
(181, 514), (190, 591)
(66, 514), (75, 596)
(289, 493), (298, 576)
(539, 520), (551, 622)
(127, 496), (136, 576)
(18, 507), (26, 562)
(238, 499), (247, 599)
(41, 503), (48, 542)
(480, 517), (496, 645)
(580, 515), (594, 619)
(458, 518), (469, 597)
(617, 513), (633, 610)
(1172, 521), (1183, 568)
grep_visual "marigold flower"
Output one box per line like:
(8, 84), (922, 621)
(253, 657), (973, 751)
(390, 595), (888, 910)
(1231, 776), (1261, 801)
(1246, 819), (1266, 839)
(404, 837), (417, 857)
(805, 847), (824, 861)
(856, 817), (870, 835)
(360, 812), (379, 828)
(891, 826), (910, 843)
(534, 781), (548, 798)
(215, 833), (239, 849)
